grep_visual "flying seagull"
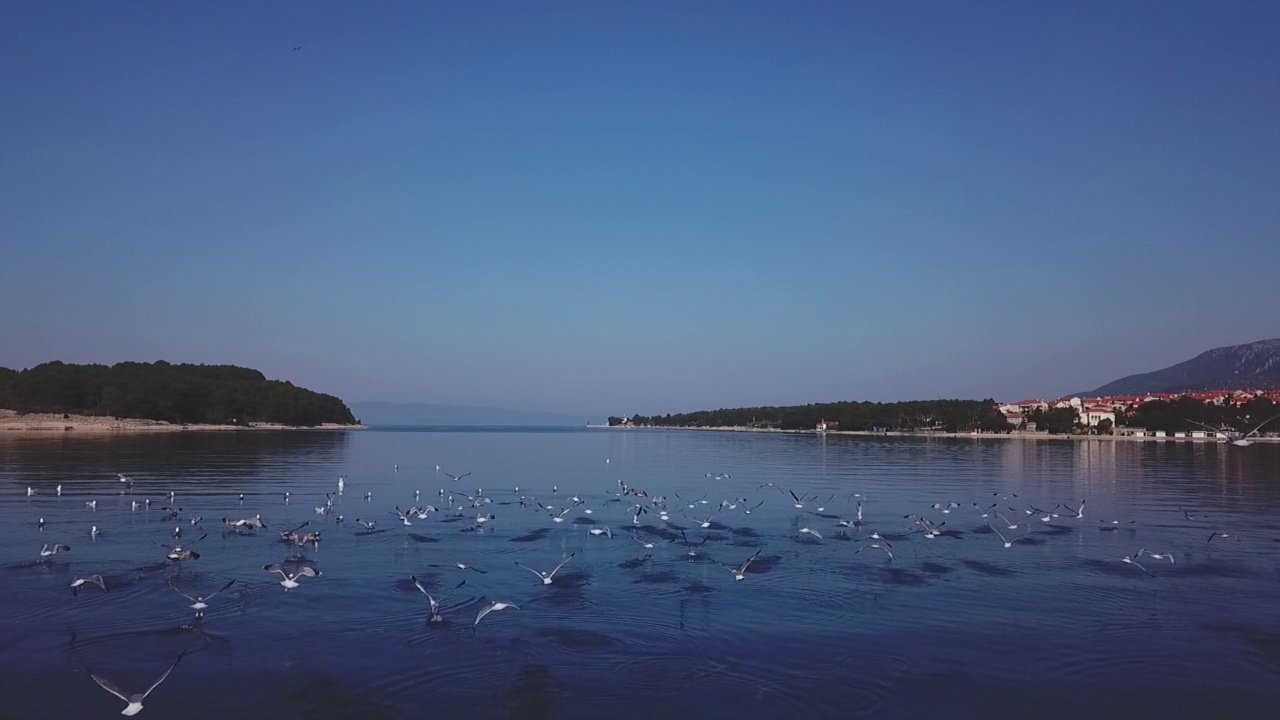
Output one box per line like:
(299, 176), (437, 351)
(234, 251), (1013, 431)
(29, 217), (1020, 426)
(71, 574), (107, 592)
(474, 599), (518, 627)
(263, 563), (320, 590)
(168, 579), (235, 616)
(1185, 414), (1280, 447)
(411, 576), (466, 622)
(515, 553), (576, 585)
(720, 549), (762, 581)
(89, 651), (186, 716)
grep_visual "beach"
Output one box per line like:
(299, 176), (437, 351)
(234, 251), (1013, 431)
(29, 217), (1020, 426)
(0, 409), (363, 432)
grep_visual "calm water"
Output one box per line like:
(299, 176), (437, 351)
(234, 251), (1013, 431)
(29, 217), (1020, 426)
(2, 428), (1279, 719)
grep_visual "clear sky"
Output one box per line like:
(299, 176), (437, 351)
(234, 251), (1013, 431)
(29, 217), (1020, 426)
(2, 1), (1278, 417)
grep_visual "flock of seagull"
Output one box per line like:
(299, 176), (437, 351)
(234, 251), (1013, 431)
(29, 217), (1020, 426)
(14, 460), (1272, 715)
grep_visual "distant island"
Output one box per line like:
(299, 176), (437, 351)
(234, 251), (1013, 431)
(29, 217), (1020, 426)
(0, 361), (359, 429)
(608, 399), (1011, 433)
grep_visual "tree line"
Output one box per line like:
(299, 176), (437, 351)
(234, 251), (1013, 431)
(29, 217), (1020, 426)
(0, 361), (358, 427)
(609, 399), (1012, 433)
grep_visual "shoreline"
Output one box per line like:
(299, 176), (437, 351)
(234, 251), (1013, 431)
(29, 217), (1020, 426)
(586, 424), (1280, 443)
(0, 409), (364, 433)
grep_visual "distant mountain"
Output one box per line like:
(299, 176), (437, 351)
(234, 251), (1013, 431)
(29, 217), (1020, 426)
(349, 401), (587, 427)
(1087, 338), (1280, 396)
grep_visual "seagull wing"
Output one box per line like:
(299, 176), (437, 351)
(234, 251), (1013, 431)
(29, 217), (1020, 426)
(141, 652), (185, 699)
(514, 561), (545, 580)
(89, 671), (132, 703)
(1246, 413), (1280, 438)
(549, 553), (576, 576)
(167, 580), (198, 603)
(263, 564), (288, 579)
(1182, 417), (1222, 433)
(438, 579), (467, 603)
(740, 549), (762, 573)
(411, 575), (430, 596)
(207, 579), (236, 599)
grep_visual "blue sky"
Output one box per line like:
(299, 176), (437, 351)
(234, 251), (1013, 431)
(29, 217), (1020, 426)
(2, 1), (1278, 417)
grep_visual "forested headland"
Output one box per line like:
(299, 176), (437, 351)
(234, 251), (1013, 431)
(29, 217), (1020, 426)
(0, 361), (358, 427)
(610, 399), (1012, 433)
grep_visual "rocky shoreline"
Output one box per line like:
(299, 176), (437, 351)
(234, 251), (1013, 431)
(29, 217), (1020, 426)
(0, 409), (364, 432)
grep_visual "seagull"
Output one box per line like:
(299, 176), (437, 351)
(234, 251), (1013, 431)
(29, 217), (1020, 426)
(986, 523), (1026, 549)
(90, 525), (100, 539)
(1207, 531), (1241, 544)
(993, 513), (1023, 530)
(538, 502), (576, 523)
(263, 563), (320, 590)
(337, 476), (345, 493)
(705, 472), (731, 480)
(720, 549), (762, 581)
(117, 473), (132, 484)
(906, 515), (944, 538)
(40, 543), (71, 557)
(85, 500), (97, 510)
(37, 517), (45, 529)
(222, 515), (266, 530)
(1100, 519), (1136, 531)
(797, 527), (823, 540)
(444, 470), (472, 482)
(165, 533), (207, 561)
(931, 502), (961, 514)
(454, 562), (487, 574)
(475, 513), (495, 525)
(390, 507), (413, 526)
(168, 579), (235, 616)
(56, 484), (62, 496)
(515, 553), (575, 585)
(279, 522), (312, 544)
(411, 577), (466, 622)
(631, 532), (673, 550)
(973, 502), (997, 518)
(474, 599), (518, 627)
(1136, 548), (1176, 565)
(587, 526), (613, 539)
(89, 651), (185, 716)
(27, 486), (36, 497)
(1186, 413), (1280, 446)
(1062, 499), (1086, 519)
(855, 541), (894, 561)
(688, 513), (717, 529)
(1120, 555), (1156, 578)
(354, 519), (377, 530)
(674, 492), (706, 510)
(788, 490), (805, 509)
(679, 530), (709, 557)
(742, 500), (765, 515)
(71, 574), (107, 591)
(1179, 506), (1207, 521)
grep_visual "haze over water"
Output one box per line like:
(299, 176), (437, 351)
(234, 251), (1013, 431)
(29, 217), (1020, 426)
(2, 428), (1279, 719)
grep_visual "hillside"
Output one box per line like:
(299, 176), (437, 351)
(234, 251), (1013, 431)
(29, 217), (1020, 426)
(1088, 338), (1280, 396)
(0, 361), (357, 427)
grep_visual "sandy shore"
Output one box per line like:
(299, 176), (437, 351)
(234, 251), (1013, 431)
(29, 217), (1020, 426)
(0, 409), (364, 433)
(587, 424), (1280, 443)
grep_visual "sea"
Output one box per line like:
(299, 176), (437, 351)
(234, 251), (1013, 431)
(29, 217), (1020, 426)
(1, 427), (1278, 719)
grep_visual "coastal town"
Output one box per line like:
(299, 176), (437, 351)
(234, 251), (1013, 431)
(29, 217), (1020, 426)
(997, 388), (1280, 436)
